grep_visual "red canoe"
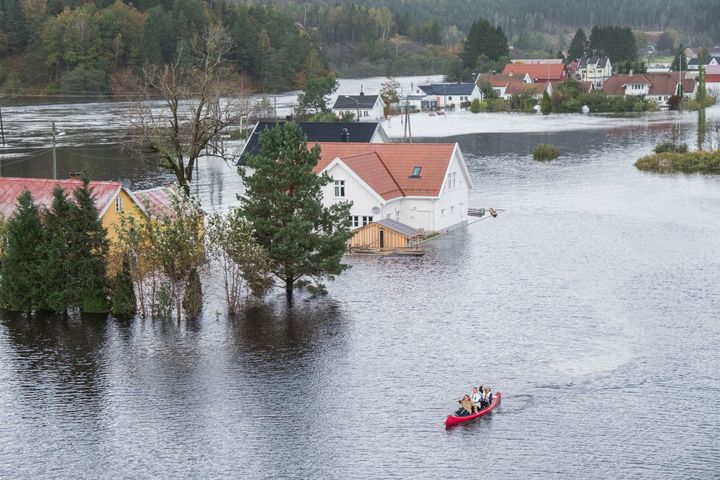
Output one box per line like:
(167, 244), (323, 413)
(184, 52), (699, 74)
(445, 391), (502, 428)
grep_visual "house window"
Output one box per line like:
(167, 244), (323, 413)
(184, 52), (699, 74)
(115, 195), (123, 213)
(334, 180), (345, 197)
(446, 172), (457, 191)
(349, 216), (360, 228)
(448, 96), (452, 100)
(451, 205), (455, 214)
(410, 166), (422, 178)
(361, 216), (373, 226)
(441, 208), (446, 217)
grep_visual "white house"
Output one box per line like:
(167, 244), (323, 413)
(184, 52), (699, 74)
(332, 94), (385, 121)
(602, 72), (697, 108)
(687, 56), (720, 71)
(577, 57), (612, 87)
(314, 142), (473, 233)
(417, 83), (484, 110)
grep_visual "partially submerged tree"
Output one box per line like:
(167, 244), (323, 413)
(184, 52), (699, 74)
(206, 208), (272, 315)
(131, 25), (247, 194)
(295, 73), (338, 118)
(0, 191), (44, 314)
(239, 123), (353, 301)
(379, 77), (400, 116)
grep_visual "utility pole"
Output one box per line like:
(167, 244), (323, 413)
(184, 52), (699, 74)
(51, 121), (58, 180)
(0, 104), (5, 146)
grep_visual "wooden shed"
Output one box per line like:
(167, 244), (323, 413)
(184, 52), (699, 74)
(350, 218), (422, 250)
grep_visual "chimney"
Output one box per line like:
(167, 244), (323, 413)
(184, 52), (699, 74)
(340, 128), (349, 143)
(629, 69), (633, 77)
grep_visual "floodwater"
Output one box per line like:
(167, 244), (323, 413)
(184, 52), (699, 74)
(1, 99), (720, 478)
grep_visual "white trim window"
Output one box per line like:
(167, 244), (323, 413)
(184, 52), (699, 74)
(115, 195), (123, 213)
(349, 216), (360, 228)
(334, 180), (345, 197)
(362, 216), (373, 226)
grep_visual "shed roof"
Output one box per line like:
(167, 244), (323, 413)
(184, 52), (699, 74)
(315, 142), (458, 199)
(374, 218), (421, 237)
(134, 186), (206, 218)
(0, 177), (124, 219)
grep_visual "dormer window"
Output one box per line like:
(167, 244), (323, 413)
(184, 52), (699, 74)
(410, 166), (422, 178)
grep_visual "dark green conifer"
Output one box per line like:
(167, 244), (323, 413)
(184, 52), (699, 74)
(0, 190), (44, 313)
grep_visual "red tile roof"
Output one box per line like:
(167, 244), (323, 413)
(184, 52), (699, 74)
(0, 177), (123, 219)
(505, 81), (547, 96)
(601, 73), (696, 96)
(503, 63), (568, 81)
(314, 143), (456, 199)
(134, 187), (176, 218)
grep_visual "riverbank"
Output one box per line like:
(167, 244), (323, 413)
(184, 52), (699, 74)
(380, 106), (720, 138)
(635, 149), (720, 173)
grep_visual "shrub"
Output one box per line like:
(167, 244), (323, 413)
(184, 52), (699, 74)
(540, 91), (552, 115)
(469, 98), (482, 113)
(654, 142), (688, 154)
(635, 150), (720, 174)
(59, 66), (109, 94)
(533, 144), (561, 161)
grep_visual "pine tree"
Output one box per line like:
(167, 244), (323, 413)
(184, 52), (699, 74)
(41, 187), (77, 313)
(110, 256), (136, 317)
(671, 44), (688, 72)
(541, 91), (552, 115)
(239, 123), (353, 301)
(71, 178), (110, 313)
(0, 191), (44, 313)
(568, 28), (587, 60)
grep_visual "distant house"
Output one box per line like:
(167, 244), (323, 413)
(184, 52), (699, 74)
(315, 142), (473, 233)
(391, 94), (427, 113)
(687, 56), (720, 71)
(511, 59), (564, 64)
(0, 176), (146, 245)
(331, 94), (385, 120)
(238, 121), (388, 165)
(601, 73), (696, 108)
(416, 83), (484, 109)
(503, 80), (552, 100)
(706, 71), (720, 96)
(502, 63), (568, 83)
(476, 73), (532, 98)
(577, 57), (612, 87)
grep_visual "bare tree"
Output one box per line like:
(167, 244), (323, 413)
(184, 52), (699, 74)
(131, 25), (247, 194)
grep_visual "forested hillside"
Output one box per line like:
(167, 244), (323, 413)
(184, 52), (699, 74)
(0, 0), (330, 94)
(1, 0), (719, 95)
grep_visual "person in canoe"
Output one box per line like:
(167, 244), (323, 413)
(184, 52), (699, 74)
(455, 394), (478, 416)
(471, 387), (483, 409)
(481, 385), (493, 408)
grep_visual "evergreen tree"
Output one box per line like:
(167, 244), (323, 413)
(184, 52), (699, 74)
(71, 178), (110, 313)
(0, 191), (44, 313)
(41, 187), (77, 313)
(540, 91), (552, 115)
(110, 256), (137, 317)
(655, 32), (674, 52)
(671, 44), (688, 72)
(461, 19), (509, 69)
(568, 28), (587, 60)
(239, 123), (353, 301)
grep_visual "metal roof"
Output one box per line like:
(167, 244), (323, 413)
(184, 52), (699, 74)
(374, 218), (421, 237)
(332, 95), (382, 110)
(418, 83), (477, 96)
(238, 121), (387, 165)
(0, 177), (123, 219)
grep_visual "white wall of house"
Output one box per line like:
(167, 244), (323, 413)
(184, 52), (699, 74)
(624, 83), (650, 96)
(433, 147), (470, 231)
(321, 162), (384, 228)
(332, 97), (385, 122)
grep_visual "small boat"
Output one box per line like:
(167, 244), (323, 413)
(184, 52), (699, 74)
(445, 391), (502, 428)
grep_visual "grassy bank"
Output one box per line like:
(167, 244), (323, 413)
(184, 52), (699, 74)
(635, 150), (720, 173)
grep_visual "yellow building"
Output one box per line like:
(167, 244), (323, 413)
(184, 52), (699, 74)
(0, 176), (147, 245)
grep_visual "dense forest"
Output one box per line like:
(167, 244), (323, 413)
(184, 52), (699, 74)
(1, 0), (720, 95)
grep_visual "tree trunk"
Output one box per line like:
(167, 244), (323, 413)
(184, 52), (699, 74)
(285, 274), (294, 302)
